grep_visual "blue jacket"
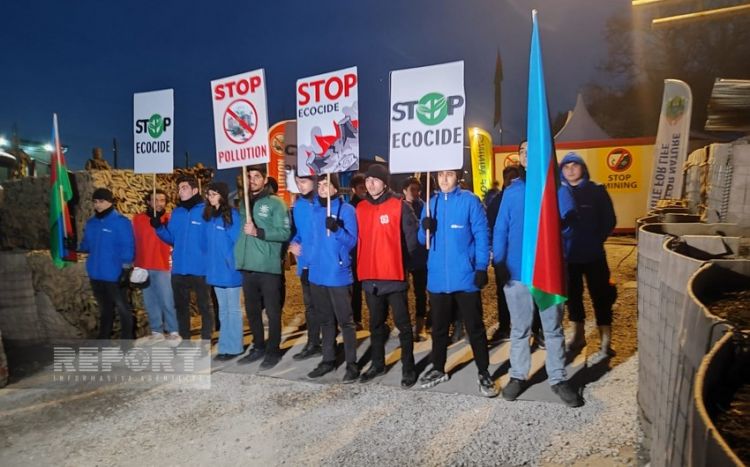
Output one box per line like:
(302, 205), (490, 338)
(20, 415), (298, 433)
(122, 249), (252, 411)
(418, 186), (489, 293)
(80, 208), (135, 282)
(308, 195), (358, 288)
(203, 209), (242, 288)
(492, 177), (576, 281)
(290, 192), (317, 275)
(559, 153), (616, 263)
(155, 195), (207, 276)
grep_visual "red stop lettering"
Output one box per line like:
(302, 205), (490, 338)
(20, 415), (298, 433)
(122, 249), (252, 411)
(214, 75), (263, 101)
(297, 73), (357, 105)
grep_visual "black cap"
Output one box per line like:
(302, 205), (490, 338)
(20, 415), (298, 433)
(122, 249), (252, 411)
(92, 188), (113, 202)
(206, 182), (229, 201)
(365, 164), (389, 186)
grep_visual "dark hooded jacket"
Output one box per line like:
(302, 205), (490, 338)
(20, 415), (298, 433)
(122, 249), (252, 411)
(558, 152), (616, 264)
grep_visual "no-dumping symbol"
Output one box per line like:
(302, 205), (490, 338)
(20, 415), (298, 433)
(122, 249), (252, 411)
(223, 99), (258, 144)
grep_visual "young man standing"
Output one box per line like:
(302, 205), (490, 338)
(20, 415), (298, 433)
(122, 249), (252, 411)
(132, 189), (180, 344)
(356, 164), (419, 388)
(288, 175), (322, 361)
(306, 174), (359, 383)
(493, 149), (583, 407)
(417, 169), (498, 398)
(235, 165), (291, 369)
(80, 188), (135, 339)
(152, 175), (212, 341)
(559, 152), (617, 362)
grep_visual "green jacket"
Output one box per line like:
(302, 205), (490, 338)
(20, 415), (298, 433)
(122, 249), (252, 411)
(234, 189), (291, 274)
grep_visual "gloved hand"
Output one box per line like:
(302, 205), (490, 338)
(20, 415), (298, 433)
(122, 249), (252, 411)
(474, 270), (489, 289)
(421, 217), (437, 232)
(119, 267), (133, 288)
(325, 217), (342, 232)
(494, 262), (511, 287)
(150, 215), (164, 229)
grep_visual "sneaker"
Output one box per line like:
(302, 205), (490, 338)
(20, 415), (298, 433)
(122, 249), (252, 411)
(478, 372), (499, 398)
(214, 353), (241, 362)
(238, 346), (265, 364)
(165, 332), (182, 347)
(359, 365), (386, 383)
(259, 352), (282, 370)
(342, 363), (359, 383)
(419, 369), (450, 389)
(551, 381), (584, 407)
(588, 347), (616, 365)
(135, 332), (165, 347)
(292, 344), (322, 361)
(502, 377), (525, 401)
(401, 369), (418, 389)
(307, 361), (336, 379)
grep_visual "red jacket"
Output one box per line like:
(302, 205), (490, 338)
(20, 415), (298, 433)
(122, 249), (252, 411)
(133, 212), (171, 271)
(356, 195), (405, 281)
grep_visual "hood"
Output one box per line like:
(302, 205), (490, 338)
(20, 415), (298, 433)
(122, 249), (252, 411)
(559, 152), (590, 185)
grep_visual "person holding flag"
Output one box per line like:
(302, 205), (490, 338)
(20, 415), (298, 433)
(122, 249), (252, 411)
(79, 188), (136, 339)
(493, 10), (582, 407)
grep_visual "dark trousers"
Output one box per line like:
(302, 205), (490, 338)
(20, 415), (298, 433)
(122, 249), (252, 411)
(429, 291), (490, 374)
(300, 274), (321, 347)
(493, 270), (511, 333)
(172, 274), (213, 340)
(242, 271), (283, 354)
(567, 257), (616, 326)
(410, 268), (428, 319)
(91, 279), (134, 339)
(365, 290), (415, 372)
(311, 284), (357, 364)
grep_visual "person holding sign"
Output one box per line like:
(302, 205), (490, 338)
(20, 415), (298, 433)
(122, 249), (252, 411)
(417, 169), (498, 398)
(152, 176), (213, 341)
(305, 174), (360, 383)
(356, 164), (419, 388)
(288, 174), (323, 361)
(235, 165), (291, 369)
(202, 182), (244, 360)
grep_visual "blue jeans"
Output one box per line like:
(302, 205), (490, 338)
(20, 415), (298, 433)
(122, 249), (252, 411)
(214, 286), (244, 355)
(504, 280), (567, 385)
(142, 270), (178, 334)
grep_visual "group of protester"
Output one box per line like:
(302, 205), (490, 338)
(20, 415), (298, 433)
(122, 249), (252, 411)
(79, 143), (617, 408)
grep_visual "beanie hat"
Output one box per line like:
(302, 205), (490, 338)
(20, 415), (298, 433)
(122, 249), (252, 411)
(206, 181), (229, 201)
(365, 164), (389, 186)
(92, 187), (114, 202)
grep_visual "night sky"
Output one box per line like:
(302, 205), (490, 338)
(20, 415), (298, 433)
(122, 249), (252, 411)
(1, 0), (629, 180)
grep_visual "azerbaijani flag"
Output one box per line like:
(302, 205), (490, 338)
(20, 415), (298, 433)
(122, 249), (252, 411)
(521, 11), (566, 310)
(49, 113), (77, 268)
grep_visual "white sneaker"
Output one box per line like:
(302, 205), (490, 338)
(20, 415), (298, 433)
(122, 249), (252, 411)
(165, 332), (183, 347)
(135, 332), (165, 347)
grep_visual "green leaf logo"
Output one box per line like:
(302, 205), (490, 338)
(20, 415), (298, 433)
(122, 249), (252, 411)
(417, 92), (448, 126)
(148, 113), (164, 139)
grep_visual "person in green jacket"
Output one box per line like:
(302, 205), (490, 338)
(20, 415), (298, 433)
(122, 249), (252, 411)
(235, 164), (291, 369)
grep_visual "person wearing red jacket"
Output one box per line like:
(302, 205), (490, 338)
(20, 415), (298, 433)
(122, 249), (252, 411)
(132, 189), (180, 345)
(356, 164), (419, 388)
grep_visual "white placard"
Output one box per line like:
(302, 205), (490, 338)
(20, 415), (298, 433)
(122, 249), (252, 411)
(133, 89), (174, 174)
(211, 69), (270, 170)
(296, 66), (359, 176)
(389, 61), (465, 174)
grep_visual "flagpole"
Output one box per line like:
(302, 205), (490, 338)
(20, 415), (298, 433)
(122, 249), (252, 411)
(53, 113), (68, 241)
(425, 171), (431, 250)
(326, 172), (331, 237)
(242, 166), (250, 221)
